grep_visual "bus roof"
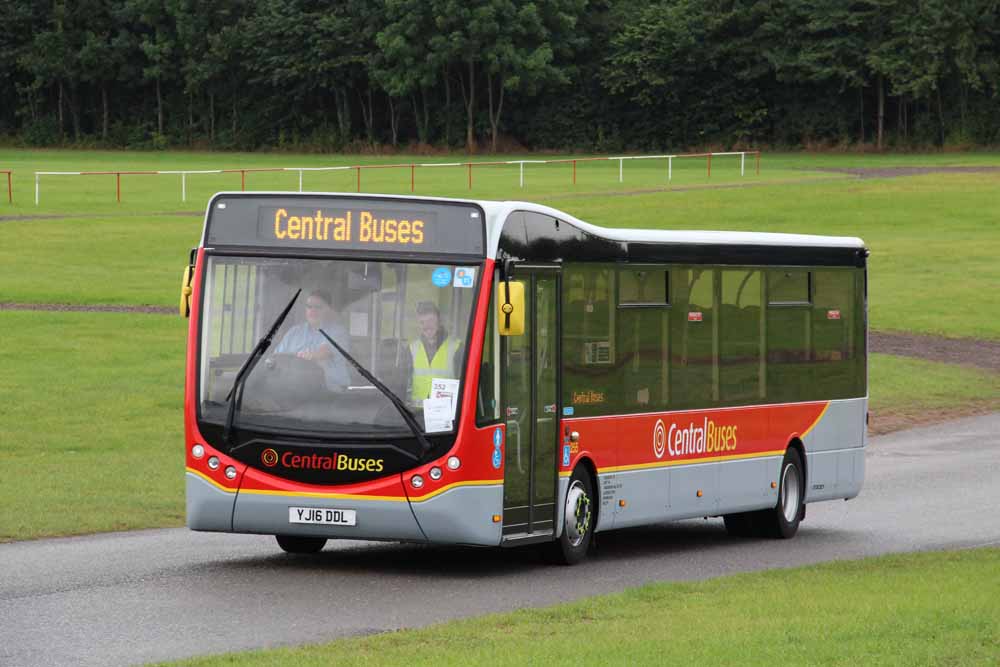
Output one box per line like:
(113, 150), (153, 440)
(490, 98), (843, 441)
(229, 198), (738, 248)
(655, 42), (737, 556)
(201, 192), (866, 260)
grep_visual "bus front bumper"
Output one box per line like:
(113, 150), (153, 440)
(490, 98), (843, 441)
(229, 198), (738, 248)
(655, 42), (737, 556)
(186, 472), (503, 546)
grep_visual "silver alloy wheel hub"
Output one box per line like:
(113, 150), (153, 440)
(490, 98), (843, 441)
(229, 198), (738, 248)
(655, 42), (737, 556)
(781, 462), (801, 523)
(564, 480), (591, 547)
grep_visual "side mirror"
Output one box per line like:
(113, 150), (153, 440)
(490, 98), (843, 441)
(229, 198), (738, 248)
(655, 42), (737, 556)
(497, 280), (525, 336)
(179, 264), (194, 318)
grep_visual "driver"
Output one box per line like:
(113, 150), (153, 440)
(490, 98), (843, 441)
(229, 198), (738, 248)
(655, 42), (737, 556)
(274, 289), (350, 392)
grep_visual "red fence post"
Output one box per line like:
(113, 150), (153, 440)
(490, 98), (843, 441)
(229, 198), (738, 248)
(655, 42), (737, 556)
(116, 172), (121, 203)
(573, 160), (577, 185)
(467, 163), (472, 190)
(411, 164), (415, 193)
(356, 167), (361, 193)
(707, 154), (712, 179)
(6, 171), (11, 204)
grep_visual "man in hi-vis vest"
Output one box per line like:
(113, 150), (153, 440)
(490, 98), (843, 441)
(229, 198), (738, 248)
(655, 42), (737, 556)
(410, 302), (457, 400)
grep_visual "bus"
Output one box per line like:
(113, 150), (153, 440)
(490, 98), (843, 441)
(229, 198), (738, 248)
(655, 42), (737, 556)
(181, 192), (867, 564)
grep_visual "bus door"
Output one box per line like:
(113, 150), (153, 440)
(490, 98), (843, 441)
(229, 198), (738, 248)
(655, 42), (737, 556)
(502, 268), (560, 540)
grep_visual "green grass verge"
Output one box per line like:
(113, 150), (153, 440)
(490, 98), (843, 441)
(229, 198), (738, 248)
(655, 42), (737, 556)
(162, 548), (1000, 666)
(871, 354), (1000, 415)
(1, 214), (201, 306)
(3, 151), (999, 339)
(0, 310), (185, 541)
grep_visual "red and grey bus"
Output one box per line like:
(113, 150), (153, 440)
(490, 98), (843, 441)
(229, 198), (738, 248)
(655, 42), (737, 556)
(181, 192), (867, 563)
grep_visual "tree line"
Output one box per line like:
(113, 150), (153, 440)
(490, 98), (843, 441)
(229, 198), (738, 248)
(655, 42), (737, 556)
(2, 0), (998, 152)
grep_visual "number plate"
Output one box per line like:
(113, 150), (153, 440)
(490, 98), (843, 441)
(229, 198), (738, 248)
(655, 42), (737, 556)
(288, 507), (357, 526)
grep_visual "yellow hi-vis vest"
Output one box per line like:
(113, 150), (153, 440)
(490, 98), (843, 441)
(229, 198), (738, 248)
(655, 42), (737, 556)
(411, 336), (454, 400)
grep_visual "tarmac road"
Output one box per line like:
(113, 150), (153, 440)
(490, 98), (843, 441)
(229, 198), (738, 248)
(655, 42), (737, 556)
(2, 413), (999, 667)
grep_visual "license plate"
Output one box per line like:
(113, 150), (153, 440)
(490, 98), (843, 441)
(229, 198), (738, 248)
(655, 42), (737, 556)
(288, 507), (356, 526)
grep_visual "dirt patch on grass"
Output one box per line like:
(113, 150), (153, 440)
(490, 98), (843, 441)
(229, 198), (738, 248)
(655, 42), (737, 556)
(871, 331), (1000, 373)
(869, 401), (1000, 436)
(810, 166), (1000, 179)
(0, 302), (172, 315)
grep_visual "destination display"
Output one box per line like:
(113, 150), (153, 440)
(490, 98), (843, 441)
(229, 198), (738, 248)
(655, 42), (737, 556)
(205, 194), (485, 256)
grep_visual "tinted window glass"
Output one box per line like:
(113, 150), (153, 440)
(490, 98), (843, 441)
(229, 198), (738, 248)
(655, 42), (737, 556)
(720, 269), (762, 403)
(619, 268), (668, 305)
(768, 270), (810, 304)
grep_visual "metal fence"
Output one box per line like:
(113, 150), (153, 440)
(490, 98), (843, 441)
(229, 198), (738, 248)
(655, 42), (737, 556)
(30, 151), (762, 205)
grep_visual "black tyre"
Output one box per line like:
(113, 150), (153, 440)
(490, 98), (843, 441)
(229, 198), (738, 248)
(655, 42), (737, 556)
(545, 466), (595, 565)
(723, 511), (756, 538)
(758, 448), (805, 539)
(275, 535), (328, 554)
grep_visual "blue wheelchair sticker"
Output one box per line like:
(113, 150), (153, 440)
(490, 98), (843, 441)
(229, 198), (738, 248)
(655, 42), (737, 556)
(562, 445), (571, 467)
(431, 267), (452, 287)
(563, 406), (575, 416)
(492, 444), (503, 469)
(493, 427), (502, 447)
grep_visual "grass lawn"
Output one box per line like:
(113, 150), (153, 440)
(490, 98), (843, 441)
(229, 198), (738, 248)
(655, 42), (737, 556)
(162, 547), (1000, 666)
(0, 310), (185, 541)
(3, 150), (998, 340)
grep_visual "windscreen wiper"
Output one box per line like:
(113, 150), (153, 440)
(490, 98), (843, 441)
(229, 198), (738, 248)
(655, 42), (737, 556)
(223, 289), (301, 449)
(318, 328), (434, 458)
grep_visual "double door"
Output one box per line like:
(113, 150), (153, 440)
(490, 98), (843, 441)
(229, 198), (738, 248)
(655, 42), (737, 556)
(502, 269), (560, 538)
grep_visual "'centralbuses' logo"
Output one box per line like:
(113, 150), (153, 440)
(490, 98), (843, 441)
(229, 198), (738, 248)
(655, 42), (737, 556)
(259, 448), (385, 473)
(653, 420), (666, 459)
(667, 419), (738, 457)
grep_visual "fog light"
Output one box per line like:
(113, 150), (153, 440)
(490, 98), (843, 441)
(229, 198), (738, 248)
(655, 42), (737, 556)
(224, 466), (237, 480)
(429, 466), (442, 481)
(447, 456), (461, 470)
(191, 444), (205, 459)
(207, 456), (220, 470)
(411, 475), (424, 489)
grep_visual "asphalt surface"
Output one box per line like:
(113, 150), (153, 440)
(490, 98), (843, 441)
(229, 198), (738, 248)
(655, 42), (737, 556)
(2, 413), (999, 666)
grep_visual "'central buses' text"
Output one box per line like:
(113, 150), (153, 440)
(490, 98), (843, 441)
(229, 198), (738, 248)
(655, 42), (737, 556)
(272, 208), (425, 245)
(668, 418), (738, 457)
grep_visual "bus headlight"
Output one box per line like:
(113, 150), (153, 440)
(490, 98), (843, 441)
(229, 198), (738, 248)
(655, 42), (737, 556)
(191, 444), (205, 459)
(447, 456), (461, 470)
(429, 466), (442, 481)
(411, 475), (424, 489)
(207, 456), (220, 471)
(224, 466), (238, 480)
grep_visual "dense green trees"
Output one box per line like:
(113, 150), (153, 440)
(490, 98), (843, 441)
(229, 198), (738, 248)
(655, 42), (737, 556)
(1, 0), (997, 151)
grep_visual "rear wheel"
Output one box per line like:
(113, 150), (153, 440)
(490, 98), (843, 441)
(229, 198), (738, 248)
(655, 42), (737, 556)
(545, 466), (594, 565)
(758, 448), (805, 539)
(275, 535), (327, 554)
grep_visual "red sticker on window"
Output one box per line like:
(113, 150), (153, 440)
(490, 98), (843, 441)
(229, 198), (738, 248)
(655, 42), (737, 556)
(688, 312), (703, 322)
(827, 310), (841, 320)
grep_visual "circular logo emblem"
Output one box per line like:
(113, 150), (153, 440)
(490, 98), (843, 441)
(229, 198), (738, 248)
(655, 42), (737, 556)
(261, 448), (279, 467)
(653, 420), (666, 459)
(431, 267), (452, 287)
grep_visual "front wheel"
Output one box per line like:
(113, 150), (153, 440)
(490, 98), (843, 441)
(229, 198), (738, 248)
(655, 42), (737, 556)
(758, 448), (805, 539)
(275, 535), (327, 554)
(545, 467), (595, 565)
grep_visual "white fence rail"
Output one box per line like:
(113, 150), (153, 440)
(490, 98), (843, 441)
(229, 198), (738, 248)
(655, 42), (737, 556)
(32, 151), (762, 205)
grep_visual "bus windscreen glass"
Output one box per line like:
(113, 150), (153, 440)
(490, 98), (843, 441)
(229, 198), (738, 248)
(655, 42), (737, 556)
(198, 255), (479, 436)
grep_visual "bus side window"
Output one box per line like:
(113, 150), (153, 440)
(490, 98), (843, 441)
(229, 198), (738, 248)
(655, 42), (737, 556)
(720, 269), (762, 404)
(766, 269), (812, 402)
